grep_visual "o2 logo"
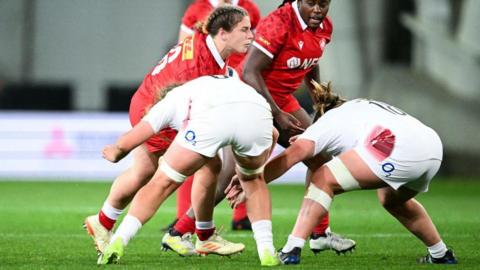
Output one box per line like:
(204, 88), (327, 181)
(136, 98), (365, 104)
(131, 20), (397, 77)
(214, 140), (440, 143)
(381, 162), (395, 177)
(184, 130), (197, 146)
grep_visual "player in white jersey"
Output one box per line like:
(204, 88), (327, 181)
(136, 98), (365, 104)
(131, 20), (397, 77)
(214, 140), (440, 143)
(98, 76), (280, 266)
(226, 81), (458, 265)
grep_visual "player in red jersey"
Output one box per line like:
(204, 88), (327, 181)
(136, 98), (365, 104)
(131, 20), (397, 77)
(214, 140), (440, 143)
(162, 0), (355, 257)
(174, 0), (261, 230)
(83, 5), (254, 257)
(239, 0), (356, 254)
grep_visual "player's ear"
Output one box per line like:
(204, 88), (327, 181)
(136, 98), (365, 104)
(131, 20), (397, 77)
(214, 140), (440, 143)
(218, 27), (229, 42)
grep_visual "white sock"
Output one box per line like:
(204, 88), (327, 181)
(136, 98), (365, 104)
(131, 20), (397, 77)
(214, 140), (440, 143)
(251, 220), (275, 258)
(282, 234), (306, 253)
(428, 240), (447, 258)
(195, 221), (215, 230)
(101, 202), (123, 220)
(111, 215), (142, 246)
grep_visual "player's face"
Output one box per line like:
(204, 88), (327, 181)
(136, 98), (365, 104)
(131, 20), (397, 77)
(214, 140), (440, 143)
(298, 0), (330, 29)
(225, 16), (254, 53)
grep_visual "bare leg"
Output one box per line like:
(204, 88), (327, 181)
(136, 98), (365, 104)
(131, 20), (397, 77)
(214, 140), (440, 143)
(377, 187), (442, 246)
(128, 141), (210, 224)
(290, 150), (383, 241)
(191, 155), (222, 222)
(106, 145), (161, 209)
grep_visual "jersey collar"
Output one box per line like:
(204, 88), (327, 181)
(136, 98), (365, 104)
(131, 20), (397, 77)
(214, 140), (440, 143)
(209, 0), (239, 7)
(292, 0), (324, 31)
(206, 35), (226, 69)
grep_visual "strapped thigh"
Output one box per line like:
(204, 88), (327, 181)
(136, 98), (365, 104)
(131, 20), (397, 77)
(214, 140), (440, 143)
(325, 157), (360, 191)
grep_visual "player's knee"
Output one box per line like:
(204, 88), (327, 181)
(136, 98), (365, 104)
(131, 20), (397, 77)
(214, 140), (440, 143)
(159, 157), (188, 183)
(304, 183), (333, 211)
(325, 157), (361, 192)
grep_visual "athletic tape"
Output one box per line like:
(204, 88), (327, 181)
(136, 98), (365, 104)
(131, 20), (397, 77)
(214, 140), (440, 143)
(236, 164), (264, 176)
(326, 157), (360, 191)
(304, 184), (332, 210)
(159, 158), (187, 183)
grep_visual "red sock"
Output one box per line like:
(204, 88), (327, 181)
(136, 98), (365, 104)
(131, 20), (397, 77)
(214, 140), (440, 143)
(196, 227), (215, 241)
(173, 215), (196, 235)
(98, 210), (115, 231)
(232, 202), (248, 222)
(312, 213), (330, 235)
(176, 175), (193, 218)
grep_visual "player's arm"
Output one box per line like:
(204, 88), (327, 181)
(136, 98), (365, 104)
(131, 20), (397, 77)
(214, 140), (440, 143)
(103, 98), (175, 163)
(242, 47), (303, 132)
(178, 24), (194, 43)
(177, 3), (197, 42)
(103, 122), (155, 163)
(263, 138), (316, 183)
(242, 47), (280, 115)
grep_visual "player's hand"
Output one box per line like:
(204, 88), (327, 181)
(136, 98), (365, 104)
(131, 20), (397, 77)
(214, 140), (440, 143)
(225, 175), (245, 208)
(225, 175), (241, 195)
(274, 111), (304, 135)
(228, 190), (246, 209)
(289, 135), (300, 144)
(102, 144), (127, 163)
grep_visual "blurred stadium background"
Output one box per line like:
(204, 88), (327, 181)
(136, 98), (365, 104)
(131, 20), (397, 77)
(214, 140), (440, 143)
(1, 0), (479, 268)
(1, 0), (479, 180)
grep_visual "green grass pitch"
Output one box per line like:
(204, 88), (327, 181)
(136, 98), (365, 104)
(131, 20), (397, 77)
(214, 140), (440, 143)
(0, 178), (479, 269)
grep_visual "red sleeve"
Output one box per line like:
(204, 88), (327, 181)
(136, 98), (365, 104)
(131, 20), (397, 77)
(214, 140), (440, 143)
(240, 0), (261, 30)
(253, 11), (288, 58)
(181, 2), (201, 29)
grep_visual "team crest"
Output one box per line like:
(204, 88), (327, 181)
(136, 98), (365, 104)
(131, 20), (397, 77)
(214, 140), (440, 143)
(320, 39), (326, 50)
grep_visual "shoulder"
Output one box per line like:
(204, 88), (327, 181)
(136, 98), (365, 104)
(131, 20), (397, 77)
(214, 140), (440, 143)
(257, 6), (290, 33)
(182, 1), (212, 23)
(321, 16), (333, 35)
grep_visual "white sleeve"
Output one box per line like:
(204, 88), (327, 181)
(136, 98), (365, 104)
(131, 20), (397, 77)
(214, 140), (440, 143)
(141, 94), (176, 133)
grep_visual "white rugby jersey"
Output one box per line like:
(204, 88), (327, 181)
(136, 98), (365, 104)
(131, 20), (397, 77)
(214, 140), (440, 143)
(299, 98), (441, 160)
(142, 75), (270, 133)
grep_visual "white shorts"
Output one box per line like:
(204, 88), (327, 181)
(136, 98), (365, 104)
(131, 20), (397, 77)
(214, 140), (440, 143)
(175, 103), (273, 158)
(355, 125), (443, 193)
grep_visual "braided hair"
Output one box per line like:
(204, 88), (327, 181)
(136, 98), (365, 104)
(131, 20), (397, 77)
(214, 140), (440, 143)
(310, 80), (346, 121)
(200, 5), (248, 35)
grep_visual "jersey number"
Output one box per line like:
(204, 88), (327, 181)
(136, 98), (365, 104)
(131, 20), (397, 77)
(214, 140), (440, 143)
(151, 46), (182, 76)
(368, 100), (407, 116)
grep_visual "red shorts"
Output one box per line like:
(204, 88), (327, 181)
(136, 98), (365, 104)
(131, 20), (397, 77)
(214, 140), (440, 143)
(129, 90), (177, 153)
(271, 93), (301, 113)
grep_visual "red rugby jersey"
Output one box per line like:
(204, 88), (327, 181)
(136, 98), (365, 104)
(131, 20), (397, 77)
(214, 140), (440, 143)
(136, 32), (228, 104)
(180, 0), (260, 67)
(245, 2), (333, 97)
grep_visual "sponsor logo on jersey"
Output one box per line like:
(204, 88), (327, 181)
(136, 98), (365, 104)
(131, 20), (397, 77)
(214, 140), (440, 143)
(298, 40), (304, 50)
(184, 130), (197, 146)
(182, 35), (194, 61)
(287, 57), (320, 70)
(257, 36), (271, 47)
(381, 162), (395, 177)
(286, 57), (301, 69)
